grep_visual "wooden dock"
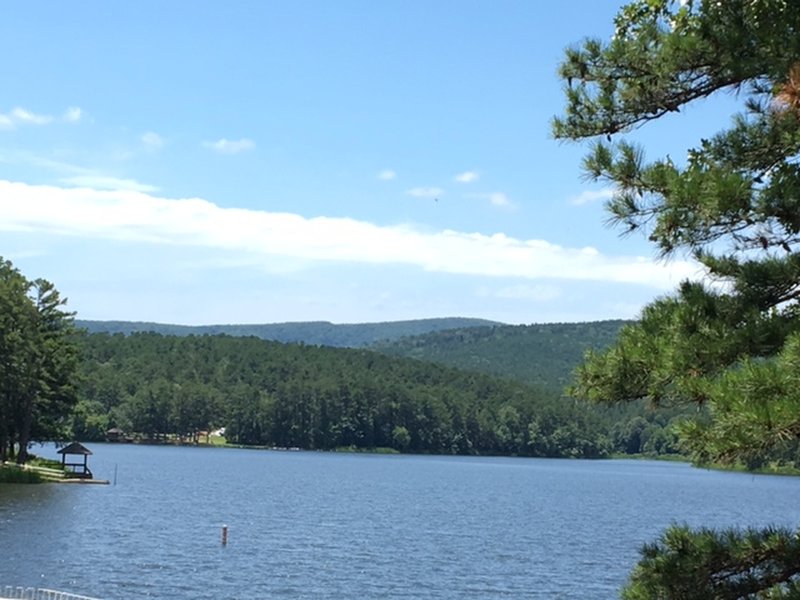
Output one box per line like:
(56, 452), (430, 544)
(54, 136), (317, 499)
(2, 462), (108, 484)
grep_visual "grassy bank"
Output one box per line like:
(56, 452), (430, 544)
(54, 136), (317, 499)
(609, 452), (690, 463)
(0, 464), (44, 483)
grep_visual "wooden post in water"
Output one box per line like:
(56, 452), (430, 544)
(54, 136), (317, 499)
(222, 525), (228, 546)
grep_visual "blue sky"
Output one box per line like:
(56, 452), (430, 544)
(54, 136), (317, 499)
(1, 1), (737, 325)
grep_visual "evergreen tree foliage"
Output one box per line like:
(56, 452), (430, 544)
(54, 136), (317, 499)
(555, 0), (800, 596)
(623, 526), (800, 600)
(372, 320), (629, 393)
(0, 257), (79, 462)
(74, 332), (614, 458)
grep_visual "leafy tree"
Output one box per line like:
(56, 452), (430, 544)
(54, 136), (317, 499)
(70, 399), (110, 441)
(0, 258), (79, 462)
(555, 0), (800, 595)
(612, 416), (650, 455)
(391, 425), (411, 450)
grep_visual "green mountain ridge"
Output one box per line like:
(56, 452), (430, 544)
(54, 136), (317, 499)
(76, 317), (632, 393)
(75, 317), (501, 348)
(371, 320), (631, 393)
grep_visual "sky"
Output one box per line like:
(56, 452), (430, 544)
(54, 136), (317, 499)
(0, 1), (740, 326)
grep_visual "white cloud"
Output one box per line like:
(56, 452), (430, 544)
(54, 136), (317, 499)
(0, 180), (702, 290)
(466, 191), (515, 209)
(60, 176), (159, 193)
(0, 107), (53, 129)
(570, 188), (616, 206)
(11, 107), (53, 125)
(141, 131), (164, 149)
(378, 169), (396, 181)
(0, 106), (83, 129)
(406, 187), (443, 199)
(488, 192), (511, 207)
(63, 107), (83, 123)
(203, 138), (255, 154)
(454, 171), (479, 183)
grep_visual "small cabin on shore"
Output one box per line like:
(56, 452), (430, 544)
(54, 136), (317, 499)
(105, 427), (128, 443)
(57, 442), (93, 479)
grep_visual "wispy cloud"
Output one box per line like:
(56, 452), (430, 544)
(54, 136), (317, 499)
(466, 191), (515, 209)
(60, 176), (159, 193)
(406, 187), (443, 199)
(11, 107), (53, 125)
(0, 150), (157, 192)
(63, 107), (83, 123)
(0, 151), (88, 175)
(488, 192), (511, 207)
(0, 106), (84, 130)
(454, 171), (479, 183)
(0, 180), (701, 289)
(0, 107), (53, 129)
(141, 131), (164, 149)
(570, 188), (616, 206)
(203, 138), (255, 154)
(378, 169), (396, 181)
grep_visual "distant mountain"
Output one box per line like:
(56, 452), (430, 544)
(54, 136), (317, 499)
(75, 318), (628, 389)
(370, 320), (630, 393)
(74, 317), (502, 348)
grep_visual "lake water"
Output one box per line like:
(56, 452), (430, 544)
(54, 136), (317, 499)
(2, 445), (800, 600)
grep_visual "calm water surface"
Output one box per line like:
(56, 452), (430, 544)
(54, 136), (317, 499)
(2, 444), (800, 599)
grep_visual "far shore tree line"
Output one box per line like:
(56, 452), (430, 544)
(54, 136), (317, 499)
(73, 330), (660, 459)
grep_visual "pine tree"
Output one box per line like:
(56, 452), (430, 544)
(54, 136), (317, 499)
(0, 258), (79, 462)
(555, 1), (800, 595)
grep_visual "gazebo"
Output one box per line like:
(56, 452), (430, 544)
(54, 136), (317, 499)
(57, 442), (94, 479)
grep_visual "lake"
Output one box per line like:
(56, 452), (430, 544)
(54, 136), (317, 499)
(2, 444), (800, 599)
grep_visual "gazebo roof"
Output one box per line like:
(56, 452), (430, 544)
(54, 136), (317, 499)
(57, 442), (93, 456)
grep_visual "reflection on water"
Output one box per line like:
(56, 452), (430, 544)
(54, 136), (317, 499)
(2, 444), (800, 599)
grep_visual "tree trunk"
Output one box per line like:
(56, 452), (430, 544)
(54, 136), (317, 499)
(15, 395), (34, 465)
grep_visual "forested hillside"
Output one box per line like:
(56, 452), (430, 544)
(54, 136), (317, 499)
(371, 320), (630, 393)
(75, 317), (499, 348)
(77, 318), (631, 394)
(73, 332), (614, 458)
